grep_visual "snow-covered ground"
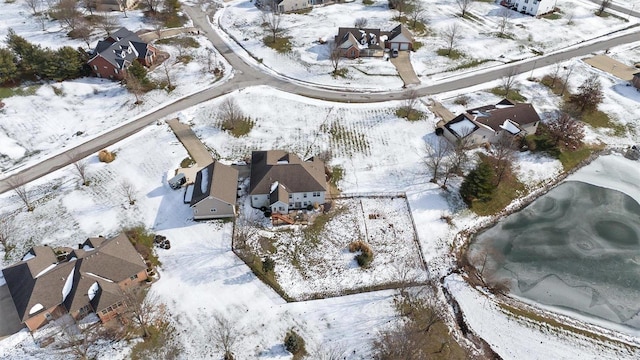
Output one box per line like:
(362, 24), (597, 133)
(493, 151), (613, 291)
(219, 0), (638, 89)
(241, 196), (426, 300)
(0, 2), (228, 172)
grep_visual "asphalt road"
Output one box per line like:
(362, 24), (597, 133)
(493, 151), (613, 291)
(0, 6), (639, 194)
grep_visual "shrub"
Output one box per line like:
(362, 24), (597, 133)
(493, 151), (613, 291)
(262, 256), (275, 273)
(98, 149), (115, 163)
(453, 95), (469, 107)
(349, 240), (374, 267)
(284, 330), (306, 356)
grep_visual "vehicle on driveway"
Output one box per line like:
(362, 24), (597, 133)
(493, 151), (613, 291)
(391, 49), (399, 58)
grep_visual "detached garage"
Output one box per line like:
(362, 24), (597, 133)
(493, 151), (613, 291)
(385, 25), (414, 51)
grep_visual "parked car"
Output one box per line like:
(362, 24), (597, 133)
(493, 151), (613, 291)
(168, 173), (186, 189)
(391, 49), (399, 58)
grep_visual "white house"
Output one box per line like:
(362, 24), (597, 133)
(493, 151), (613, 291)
(249, 150), (327, 213)
(503, 0), (555, 16)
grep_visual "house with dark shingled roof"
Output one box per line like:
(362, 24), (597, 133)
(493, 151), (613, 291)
(87, 27), (157, 80)
(249, 150), (327, 214)
(437, 99), (541, 146)
(1, 233), (148, 332)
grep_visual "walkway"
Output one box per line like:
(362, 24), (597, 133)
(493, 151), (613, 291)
(390, 51), (420, 86)
(166, 119), (214, 166)
(427, 99), (456, 124)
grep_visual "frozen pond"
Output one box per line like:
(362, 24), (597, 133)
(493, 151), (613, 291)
(470, 155), (640, 332)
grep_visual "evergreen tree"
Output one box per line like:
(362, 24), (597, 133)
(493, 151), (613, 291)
(0, 48), (18, 84)
(127, 60), (148, 83)
(460, 161), (495, 205)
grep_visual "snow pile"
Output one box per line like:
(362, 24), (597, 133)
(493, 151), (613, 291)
(88, 282), (99, 301)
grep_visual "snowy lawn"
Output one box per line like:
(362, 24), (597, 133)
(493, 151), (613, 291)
(0, 2), (227, 173)
(218, 0), (637, 89)
(239, 196), (427, 300)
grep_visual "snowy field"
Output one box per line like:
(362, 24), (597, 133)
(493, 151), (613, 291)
(240, 197), (426, 300)
(219, 0), (638, 89)
(0, 1), (228, 173)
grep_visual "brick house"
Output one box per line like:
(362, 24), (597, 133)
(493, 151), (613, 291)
(2, 233), (149, 332)
(87, 27), (157, 81)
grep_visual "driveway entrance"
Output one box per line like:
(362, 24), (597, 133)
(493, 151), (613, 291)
(390, 51), (420, 86)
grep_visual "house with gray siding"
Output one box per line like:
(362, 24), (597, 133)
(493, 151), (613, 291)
(249, 150), (327, 214)
(190, 161), (239, 220)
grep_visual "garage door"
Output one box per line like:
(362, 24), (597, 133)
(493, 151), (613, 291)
(399, 43), (410, 51)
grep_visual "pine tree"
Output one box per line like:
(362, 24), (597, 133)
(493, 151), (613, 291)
(0, 48), (18, 84)
(460, 161), (495, 205)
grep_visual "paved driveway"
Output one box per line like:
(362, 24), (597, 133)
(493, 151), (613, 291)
(167, 119), (215, 167)
(583, 55), (637, 81)
(390, 51), (420, 86)
(0, 284), (23, 339)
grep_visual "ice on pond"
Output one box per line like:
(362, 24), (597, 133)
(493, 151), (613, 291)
(471, 178), (640, 330)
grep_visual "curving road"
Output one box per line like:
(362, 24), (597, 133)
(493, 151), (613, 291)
(0, 5), (639, 194)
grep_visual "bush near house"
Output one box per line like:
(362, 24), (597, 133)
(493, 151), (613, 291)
(284, 330), (306, 358)
(349, 240), (374, 267)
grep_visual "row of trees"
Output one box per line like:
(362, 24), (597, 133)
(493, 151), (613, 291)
(0, 29), (88, 84)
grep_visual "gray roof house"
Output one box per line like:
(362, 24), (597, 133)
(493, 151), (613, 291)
(189, 161), (239, 220)
(87, 27), (157, 80)
(249, 150), (327, 213)
(2, 233), (148, 332)
(383, 24), (414, 51)
(437, 99), (541, 146)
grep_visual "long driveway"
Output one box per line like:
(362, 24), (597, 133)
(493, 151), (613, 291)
(0, 6), (639, 194)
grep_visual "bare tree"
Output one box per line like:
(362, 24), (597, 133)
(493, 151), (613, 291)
(72, 159), (90, 186)
(59, 321), (102, 360)
(122, 287), (158, 338)
(8, 177), (34, 211)
(399, 89), (421, 120)
(389, 0), (409, 17)
(566, 10), (575, 25)
(76, 26), (93, 48)
(354, 17), (367, 29)
(560, 65), (574, 97)
(0, 213), (16, 252)
(81, 0), (94, 15)
(408, 0), (425, 29)
(329, 41), (343, 76)
(98, 12), (119, 37)
(423, 137), (451, 183)
(490, 134), (516, 186)
(124, 70), (144, 104)
(572, 74), (603, 112)
(455, 0), (474, 17)
(501, 67), (519, 99)
(36, 13), (49, 31)
(313, 342), (347, 360)
(441, 23), (461, 56)
(219, 98), (245, 130)
(596, 0), (611, 16)
(208, 313), (239, 359)
(140, 0), (161, 14)
(162, 62), (174, 91)
(116, 0), (128, 17)
(53, 0), (82, 31)
(24, 0), (42, 15)
(119, 180), (137, 205)
(546, 112), (585, 149)
(444, 126), (474, 184)
(497, 8), (512, 38)
(262, 11), (282, 44)
(549, 62), (562, 87)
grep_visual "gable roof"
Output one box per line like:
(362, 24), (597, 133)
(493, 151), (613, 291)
(444, 113), (479, 138)
(269, 183), (290, 206)
(2, 234), (147, 323)
(466, 101), (540, 133)
(335, 28), (384, 50)
(249, 151), (327, 195)
(88, 27), (150, 69)
(386, 24), (414, 43)
(190, 161), (239, 206)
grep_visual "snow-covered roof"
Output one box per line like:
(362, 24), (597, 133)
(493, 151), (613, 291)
(88, 282), (99, 301)
(28, 303), (44, 315)
(448, 118), (477, 138)
(500, 119), (522, 135)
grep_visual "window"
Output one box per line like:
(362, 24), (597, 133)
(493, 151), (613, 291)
(210, 208), (217, 212)
(303, 193), (307, 198)
(254, 196), (259, 200)
(278, 206), (284, 211)
(313, 192), (320, 197)
(288, 194), (292, 199)
(114, 68), (119, 74)
(93, 65), (97, 71)
(102, 309), (108, 315)
(130, 274), (138, 280)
